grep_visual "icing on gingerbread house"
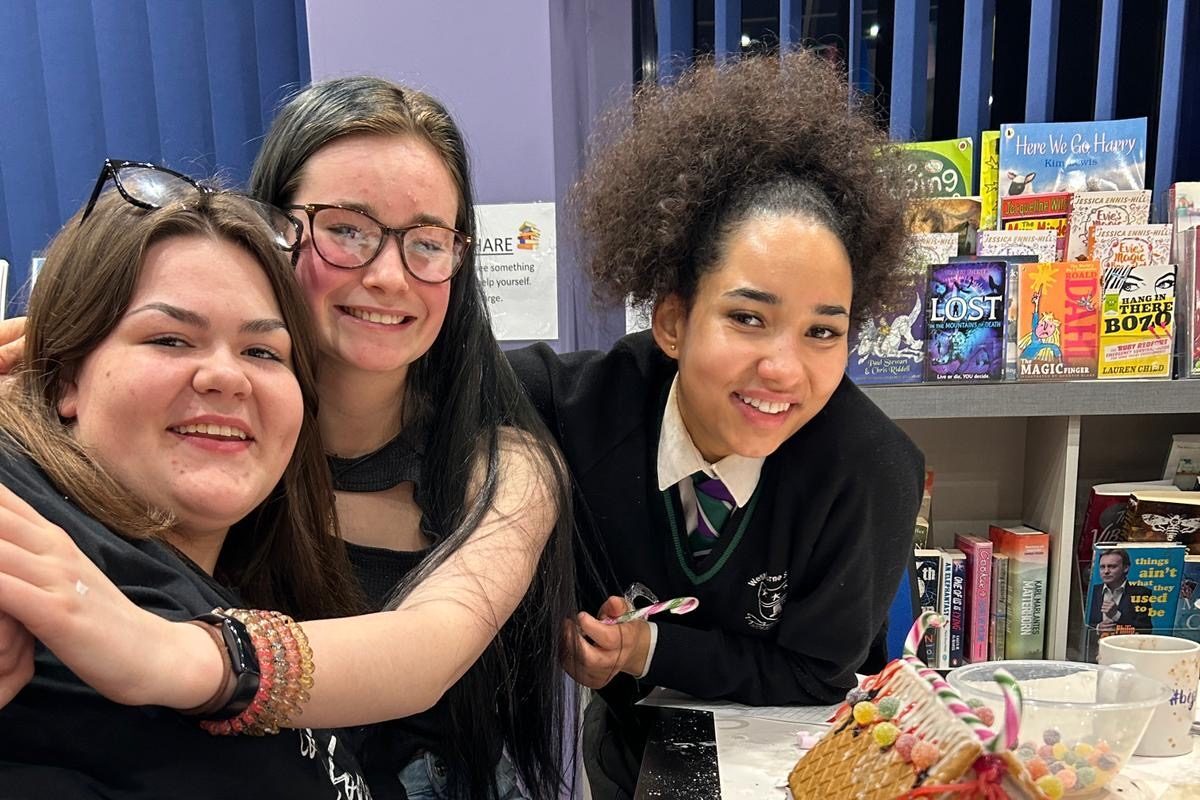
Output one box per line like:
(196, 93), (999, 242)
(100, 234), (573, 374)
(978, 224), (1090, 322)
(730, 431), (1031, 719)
(787, 613), (1053, 799)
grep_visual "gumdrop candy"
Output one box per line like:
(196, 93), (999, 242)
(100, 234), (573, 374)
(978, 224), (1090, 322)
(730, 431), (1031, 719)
(873, 721), (900, 748)
(1035, 774), (1064, 800)
(894, 733), (917, 762)
(852, 701), (878, 725)
(911, 740), (940, 771)
(876, 695), (901, 720)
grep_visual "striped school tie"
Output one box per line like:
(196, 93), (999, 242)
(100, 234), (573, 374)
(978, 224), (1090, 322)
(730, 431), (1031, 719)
(689, 471), (734, 559)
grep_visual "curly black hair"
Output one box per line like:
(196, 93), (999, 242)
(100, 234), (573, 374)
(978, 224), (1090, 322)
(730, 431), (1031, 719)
(573, 50), (912, 326)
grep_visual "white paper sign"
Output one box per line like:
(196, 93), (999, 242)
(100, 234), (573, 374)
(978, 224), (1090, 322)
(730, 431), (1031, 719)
(474, 203), (558, 341)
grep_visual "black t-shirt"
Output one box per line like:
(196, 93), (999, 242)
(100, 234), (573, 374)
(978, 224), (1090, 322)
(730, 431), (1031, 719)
(0, 447), (372, 800)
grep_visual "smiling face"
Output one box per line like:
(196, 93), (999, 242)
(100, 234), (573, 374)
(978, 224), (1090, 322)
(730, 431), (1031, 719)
(291, 134), (458, 387)
(652, 215), (852, 461)
(57, 234), (303, 544)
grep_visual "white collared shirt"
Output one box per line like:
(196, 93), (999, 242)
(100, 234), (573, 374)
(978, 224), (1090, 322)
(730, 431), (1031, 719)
(633, 376), (765, 678)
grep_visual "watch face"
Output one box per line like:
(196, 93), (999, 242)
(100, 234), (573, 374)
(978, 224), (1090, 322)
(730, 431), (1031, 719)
(194, 612), (261, 720)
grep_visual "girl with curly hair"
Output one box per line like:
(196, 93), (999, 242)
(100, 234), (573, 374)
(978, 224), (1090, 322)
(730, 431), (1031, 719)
(508, 50), (925, 798)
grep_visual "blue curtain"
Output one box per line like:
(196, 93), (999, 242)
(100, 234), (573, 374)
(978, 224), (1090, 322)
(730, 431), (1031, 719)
(0, 0), (309, 317)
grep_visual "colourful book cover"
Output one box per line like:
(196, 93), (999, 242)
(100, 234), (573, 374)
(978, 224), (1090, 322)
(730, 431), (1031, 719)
(998, 118), (1147, 197)
(1121, 491), (1200, 548)
(946, 549), (967, 668)
(848, 233), (957, 385)
(1001, 192), (1072, 259)
(1170, 182), (1200, 260)
(1016, 261), (1100, 380)
(977, 229), (1058, 263)
(1076, 479), (1177, 577)
(1066, 190), (1152, 261)
(987, 524), (1049, 660)
(925, 261), (1007, 382)
(989, 552), (1009, 660)
(1085, 542), (1186, 660)
(913, 549), (942, 665)
(898, 137), (974, 198)
(954, 534), (993, 664)
(1184, 229), (1200, 377)
(980, 130), (1000, 230)
(905, 198), (982, 256)
(1097, 262), (1176, 380)
(1090, 224), (1173, 277)
(1173, 555), (1200, 642)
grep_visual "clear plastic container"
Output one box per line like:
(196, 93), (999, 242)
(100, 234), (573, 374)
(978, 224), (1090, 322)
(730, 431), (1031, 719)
(947, 660), (1170, 797)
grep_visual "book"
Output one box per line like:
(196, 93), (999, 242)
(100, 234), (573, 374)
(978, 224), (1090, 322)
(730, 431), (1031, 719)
(1173, 554), (1200, 642)
(998, 118), (1147, 197)
(1015, 261), (1101, 380)
(988, 524), (1050, 659)
(1000, 192), (1072, 260)
(1085, 542), (1186, 659)
(1076, 479), (1178, 575)
(1163, 434), (1200, 485)
(913, 549), (942, 665)
(925, 260), (1007, 382)
(1089, 224), (1174, 279)
(1097, 262), (1176, 380)
(1122, 491), (1200, 549)
(935, 549), (955, 668)
(977, 229), (1058, 263)
(848, 233), (957, 386)
(1175, 228), (1200, 378)
(905, 198), (982, 256)
(913, 469), (935, 548)
(954, 534), (993, 663)
(946, 549), (967, 668)
(1066, 190), (1153, 261)
(898, 138), (975, 198)
(980, 130), (1000, 230)
(1170, 182), (1200, 264)
(989, 551), (1009, 660)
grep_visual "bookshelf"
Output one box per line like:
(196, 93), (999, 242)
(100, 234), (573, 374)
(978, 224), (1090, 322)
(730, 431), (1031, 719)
(865, 381), (1200, 661)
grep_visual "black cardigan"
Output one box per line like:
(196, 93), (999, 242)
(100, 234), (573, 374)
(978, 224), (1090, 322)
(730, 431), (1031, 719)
(509, 331), (924, 707)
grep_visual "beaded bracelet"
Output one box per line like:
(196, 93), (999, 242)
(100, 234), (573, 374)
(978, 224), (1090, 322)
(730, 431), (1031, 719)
(198, 608), (315, 736)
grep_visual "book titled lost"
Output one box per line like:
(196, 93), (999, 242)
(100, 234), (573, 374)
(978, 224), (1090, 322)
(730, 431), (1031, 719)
(925, 261), (1007, 382)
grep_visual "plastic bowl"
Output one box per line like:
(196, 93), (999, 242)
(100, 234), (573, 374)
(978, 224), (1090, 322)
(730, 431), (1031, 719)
(947, 660), (1169, 797)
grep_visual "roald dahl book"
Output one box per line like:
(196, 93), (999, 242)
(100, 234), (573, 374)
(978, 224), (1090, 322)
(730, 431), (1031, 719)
(1016, 261), (1100, 380)
(924, 261), (1007, 382)
(998, 118), (1147, 198)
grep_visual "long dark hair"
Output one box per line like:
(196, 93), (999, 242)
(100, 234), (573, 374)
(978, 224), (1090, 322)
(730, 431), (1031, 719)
(251, 76), (577, 800)
(4, 190), (363, 621)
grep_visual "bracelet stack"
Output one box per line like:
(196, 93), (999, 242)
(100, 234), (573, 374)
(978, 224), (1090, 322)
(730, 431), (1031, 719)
(198, 608), (315, 736)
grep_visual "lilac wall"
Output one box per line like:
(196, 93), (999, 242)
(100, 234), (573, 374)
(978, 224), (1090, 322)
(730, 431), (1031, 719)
(306, 0), (557, 204)
(304, 0), (631, 350)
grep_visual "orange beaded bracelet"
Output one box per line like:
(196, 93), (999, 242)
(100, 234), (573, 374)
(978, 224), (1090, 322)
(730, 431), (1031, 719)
(198, 608), (315, 736)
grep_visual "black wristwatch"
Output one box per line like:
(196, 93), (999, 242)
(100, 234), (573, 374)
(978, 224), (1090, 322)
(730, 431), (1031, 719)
(191, 611), (261, 720)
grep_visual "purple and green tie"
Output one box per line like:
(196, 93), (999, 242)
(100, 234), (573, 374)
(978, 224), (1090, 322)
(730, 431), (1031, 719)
(689, 471), (734, 559)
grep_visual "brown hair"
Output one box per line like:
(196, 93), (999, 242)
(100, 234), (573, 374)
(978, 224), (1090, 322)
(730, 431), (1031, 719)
(574, 50), (912, 325)
(251, 77), (580, 800)
(0, 189), (363, 620)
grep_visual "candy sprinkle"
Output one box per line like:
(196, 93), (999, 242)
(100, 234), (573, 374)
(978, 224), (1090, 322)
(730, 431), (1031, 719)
(873, 721), (900, 748)
(1035, 774), (1064, 800)
(876, 696), (901, 720)
(853, 701), (878, 725)
(911, 740), (940, 771)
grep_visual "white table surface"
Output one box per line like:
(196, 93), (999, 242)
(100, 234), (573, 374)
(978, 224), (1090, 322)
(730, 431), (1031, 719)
(640, 690), (1200, 799)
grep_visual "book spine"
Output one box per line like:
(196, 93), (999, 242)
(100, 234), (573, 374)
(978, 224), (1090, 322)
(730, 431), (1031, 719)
(949, 554), (967, 667)
(967, 543), (992, 662)
(1004, 544), (1048, 659)
(991, 553), (1009, 659)
(937, 551), (953, 668)
(914, 551), (941, 664)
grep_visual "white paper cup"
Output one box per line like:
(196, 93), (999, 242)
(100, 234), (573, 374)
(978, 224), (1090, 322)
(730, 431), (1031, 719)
(1098, 634), (1200, 757)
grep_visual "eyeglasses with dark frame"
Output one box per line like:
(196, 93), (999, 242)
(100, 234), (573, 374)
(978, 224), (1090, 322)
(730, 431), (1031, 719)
(286, 203), (471, 284)
(80, 159), (302, 257)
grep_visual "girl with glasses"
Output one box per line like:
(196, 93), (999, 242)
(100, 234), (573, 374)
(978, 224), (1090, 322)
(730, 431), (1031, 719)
(507, 51), (925, 799)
